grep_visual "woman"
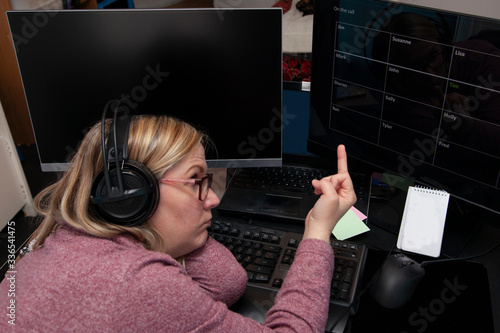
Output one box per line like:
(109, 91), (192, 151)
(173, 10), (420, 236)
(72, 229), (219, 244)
(0, 113), (356, 332)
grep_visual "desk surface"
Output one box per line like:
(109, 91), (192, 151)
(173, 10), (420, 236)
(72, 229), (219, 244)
(358, 174), (500, 332)
(351, 249), (494, 333)
(215, 155), (500, 332)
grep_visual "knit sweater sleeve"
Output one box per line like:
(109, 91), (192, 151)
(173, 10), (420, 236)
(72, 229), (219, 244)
(114, 238), (334, 332)
(183, 236), (247, 306)
(263, 238), (335, 331)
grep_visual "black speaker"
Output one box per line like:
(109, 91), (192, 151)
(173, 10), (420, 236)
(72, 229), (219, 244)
(90, 100), (159, 226)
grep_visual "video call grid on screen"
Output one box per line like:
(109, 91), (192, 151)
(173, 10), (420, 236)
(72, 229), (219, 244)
(326, 1), (500, 188)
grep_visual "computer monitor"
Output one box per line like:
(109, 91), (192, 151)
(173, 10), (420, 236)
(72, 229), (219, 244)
(308, 0), (500, 215)
(7, 8), (283, 171)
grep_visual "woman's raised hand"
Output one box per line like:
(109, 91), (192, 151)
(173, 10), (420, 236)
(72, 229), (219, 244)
(303, 145), (357, 243)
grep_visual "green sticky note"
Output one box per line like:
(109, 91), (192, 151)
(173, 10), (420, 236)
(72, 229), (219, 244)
(332, 208), (370, 241)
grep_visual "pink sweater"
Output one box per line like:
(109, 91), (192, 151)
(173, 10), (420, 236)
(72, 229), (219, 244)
(0, 224), (334, 332)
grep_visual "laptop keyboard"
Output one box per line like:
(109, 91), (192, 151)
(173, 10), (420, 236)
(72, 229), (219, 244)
(231, 166), (329, 193)
(208, 215), (368, 307)
(229, 165), (371, 215)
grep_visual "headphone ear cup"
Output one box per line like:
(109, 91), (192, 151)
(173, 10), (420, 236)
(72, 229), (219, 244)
(91, 160), (159, 226)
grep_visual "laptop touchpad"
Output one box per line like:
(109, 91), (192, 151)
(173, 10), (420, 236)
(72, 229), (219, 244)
(263, 194), (301, 215)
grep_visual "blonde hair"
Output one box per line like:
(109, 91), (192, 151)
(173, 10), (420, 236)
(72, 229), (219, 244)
(32, 114), (208, 253)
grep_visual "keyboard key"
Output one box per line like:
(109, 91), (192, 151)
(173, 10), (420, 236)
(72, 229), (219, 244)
(340, 283), (351, 301)
(254, 273), (270, 283)
(263, 245), (281, 253)
(344, 267), (354, 283)
(246, 264), (272, 275)
(336, 250), (357, 258)
(270, 235), (281, 244)
(264, 252), (278, 261)
(281, 255), (292, 264)
(272, 278), (283, 288)
(208, 215), (366, 307)
(254, 258), (276, 267)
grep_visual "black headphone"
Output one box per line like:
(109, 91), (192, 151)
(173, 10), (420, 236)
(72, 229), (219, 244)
(90, 100), (159, 226)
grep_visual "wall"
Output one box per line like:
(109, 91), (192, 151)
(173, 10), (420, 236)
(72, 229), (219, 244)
(0, 101), (35, 229)
(390, 0), (500, 20)
(282, 89), (311, 156)
(9, 0), (62, 10)
(0, 0), (35, 145)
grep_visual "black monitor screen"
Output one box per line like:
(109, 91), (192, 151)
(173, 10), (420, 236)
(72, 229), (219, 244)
(309, 0), (500, 214)
(8, 8), (282, 171)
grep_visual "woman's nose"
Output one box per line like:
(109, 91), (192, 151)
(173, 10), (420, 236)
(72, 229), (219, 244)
(204, 188), (220, 209)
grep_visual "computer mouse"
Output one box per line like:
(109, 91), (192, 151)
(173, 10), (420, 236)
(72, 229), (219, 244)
(370, 253), (425, 309)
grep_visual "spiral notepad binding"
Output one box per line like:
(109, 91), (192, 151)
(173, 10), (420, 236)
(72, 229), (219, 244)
(413, 185), (449, 196)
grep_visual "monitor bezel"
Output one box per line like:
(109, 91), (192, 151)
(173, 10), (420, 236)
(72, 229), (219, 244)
(308, 0), (500, 215)
(8, 8), (284, 172)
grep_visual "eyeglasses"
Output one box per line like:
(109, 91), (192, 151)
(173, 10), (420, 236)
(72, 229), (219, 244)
(160, 173), (213, 201)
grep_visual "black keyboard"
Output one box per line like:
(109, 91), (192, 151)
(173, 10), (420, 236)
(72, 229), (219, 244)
(229, 165), (371, 216)
(231, 166), (329, 193)
(208, 215), (368, 307)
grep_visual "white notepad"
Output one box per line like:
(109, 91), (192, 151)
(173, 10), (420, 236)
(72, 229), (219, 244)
(397, 186), (450, 257)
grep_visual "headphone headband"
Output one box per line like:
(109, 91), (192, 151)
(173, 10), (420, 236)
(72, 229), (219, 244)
(90, 100), (159, 226)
